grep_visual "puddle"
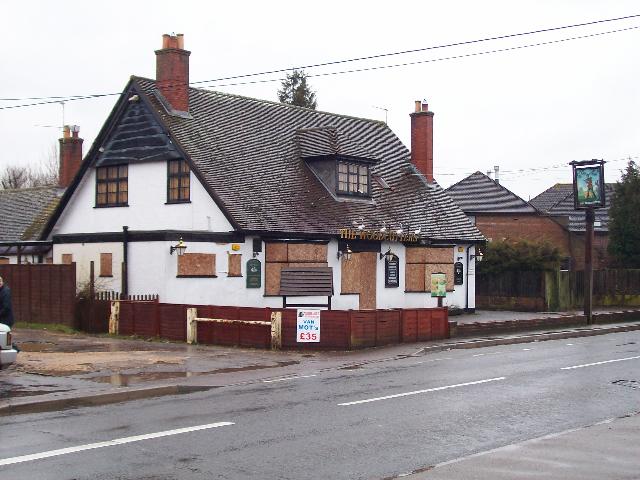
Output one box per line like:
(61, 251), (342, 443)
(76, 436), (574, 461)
(88, 360), (300, 386)
(0, 388), (69, 400)
(339, 364), (363, 370)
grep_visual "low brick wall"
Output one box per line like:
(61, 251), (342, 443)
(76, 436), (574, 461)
(115, 302), (449, 350)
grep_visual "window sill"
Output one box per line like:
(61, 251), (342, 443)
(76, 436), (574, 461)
(94, 204), (129, 208)
(165, 200), (192, 205)
(99, 275), (114, 278)
(227, 274), (243, 278)
(176, 275), (218, 278)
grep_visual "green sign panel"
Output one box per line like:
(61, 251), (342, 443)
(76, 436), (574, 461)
(246, 259), (261, 288)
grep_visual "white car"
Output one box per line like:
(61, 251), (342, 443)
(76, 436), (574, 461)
(0, 323), (17, 369)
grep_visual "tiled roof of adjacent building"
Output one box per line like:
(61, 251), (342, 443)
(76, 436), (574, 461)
(104, 78), (484, 243)
(0, 186), (64, 241)
(530, 183), (614, 232)
(445, 171), (537, 214)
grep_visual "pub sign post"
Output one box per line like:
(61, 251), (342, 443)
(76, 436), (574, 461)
(570, 159), (606, 324)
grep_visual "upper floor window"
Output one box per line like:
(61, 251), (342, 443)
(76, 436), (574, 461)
(168, 159), (190, 203)
(337, 160), (369, 196)
(96, 165), (128, 207)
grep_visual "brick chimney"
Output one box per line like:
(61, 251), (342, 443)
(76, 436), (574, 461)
(155, 33), (191, 113)
(410, 100), (434, 182)
(58, 125), (83, 188)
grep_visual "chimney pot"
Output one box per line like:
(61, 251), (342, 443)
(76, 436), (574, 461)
(59, 126), (83, 188)
(410, 100), (434, 182)
(156, 33), (191, 113)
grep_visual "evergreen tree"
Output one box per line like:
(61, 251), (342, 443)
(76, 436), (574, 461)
(608, 160), (640, 267)
(277, 70), (317, 109)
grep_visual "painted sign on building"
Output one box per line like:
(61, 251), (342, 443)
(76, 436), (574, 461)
(296, 309), (321, 342)
(246, 259), (261, 288)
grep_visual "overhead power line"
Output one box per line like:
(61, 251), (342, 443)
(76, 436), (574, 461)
(1, 14), (639, 110)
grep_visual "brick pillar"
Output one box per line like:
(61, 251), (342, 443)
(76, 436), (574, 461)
(410, 100), (434, 182)
(58, 125), (83, 187)
(155, 33), (191, 113)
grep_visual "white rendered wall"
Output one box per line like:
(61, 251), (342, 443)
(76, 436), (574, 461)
(51, 162), (233, 235)
(53, 242), (123, 292)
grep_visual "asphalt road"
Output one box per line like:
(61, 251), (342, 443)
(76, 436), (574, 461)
(2, 330), (639, 479)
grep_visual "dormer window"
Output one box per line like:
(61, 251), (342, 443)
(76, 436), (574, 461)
(337, 160), (370, 196)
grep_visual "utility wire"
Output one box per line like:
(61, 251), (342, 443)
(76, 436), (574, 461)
(1, 13), (639, 109)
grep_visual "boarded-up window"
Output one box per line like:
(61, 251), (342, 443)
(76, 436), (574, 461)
(264, 242), (328, 295)
(62, 254), (73, 265)
(177, 253), (216, 277)
(0, 257), (9, 265)
(405, 247), (454, 292)
(100, 253), (113, 277)
(228, 253), (242, 277)
(340, 252), (377, 309)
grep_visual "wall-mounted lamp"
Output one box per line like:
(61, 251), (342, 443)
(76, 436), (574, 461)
(470, 251), (483, 262)
(170, 238), (187, 256)
(337, 244), (353, 261)
(380, 248), (395, 262)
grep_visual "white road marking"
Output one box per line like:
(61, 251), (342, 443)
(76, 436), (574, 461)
(522, 348), (532, 351)
(262, 374), (317, 383)
(566, 343), (574, 346)
(472, 352), (501, 357)
(338, 377), (506, 406)
(561, 355), (640, 370)
(0, 422), (234, 467)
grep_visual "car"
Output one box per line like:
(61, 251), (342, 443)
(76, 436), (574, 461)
(0, 323), (18, 370)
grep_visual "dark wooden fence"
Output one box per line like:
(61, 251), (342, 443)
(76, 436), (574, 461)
(477, 269), (640, 311)
(116, 303), (450, 350)
(0, 264), (76, 326)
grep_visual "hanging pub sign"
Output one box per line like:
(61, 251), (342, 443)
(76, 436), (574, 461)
(430, 272), (447, 297)
(385, 255), (400, 288)
(570, 160), (606, 209)
(246, 259), (261, 288)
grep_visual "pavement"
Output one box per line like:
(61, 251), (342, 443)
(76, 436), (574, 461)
(1, 307), (639, 478)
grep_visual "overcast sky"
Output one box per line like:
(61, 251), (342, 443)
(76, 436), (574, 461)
(2, 0), (638, 199)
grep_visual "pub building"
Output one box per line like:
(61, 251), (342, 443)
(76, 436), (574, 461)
(44, 34), (485, 312)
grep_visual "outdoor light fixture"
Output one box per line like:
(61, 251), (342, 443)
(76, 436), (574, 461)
(170, 238), (187, 256)
(337, 244), (353, 261)
(470, 251), (483, 262)
(380, 248), (395, 262)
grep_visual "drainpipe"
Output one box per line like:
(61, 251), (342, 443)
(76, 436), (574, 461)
(122, 226), (129, 298)
(465, 246), (470, 311)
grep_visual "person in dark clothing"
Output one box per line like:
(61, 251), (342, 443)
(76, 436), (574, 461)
(0, 276), (15, 328)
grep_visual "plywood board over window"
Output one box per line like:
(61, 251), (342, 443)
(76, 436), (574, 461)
(61, 254), (73, 265)
(264, 242), (328, 295)
(100, 253), (113, 277)
(405, 247), (454, 292)
(177, 253), (216, 277)
(228, 253), (242, 277)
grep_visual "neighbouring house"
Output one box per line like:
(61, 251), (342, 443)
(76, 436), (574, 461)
(530, 183), (614, 270)
(41, 33), (485, 311)
(446, 170), (614, 270)
(0, 125), (83, 264)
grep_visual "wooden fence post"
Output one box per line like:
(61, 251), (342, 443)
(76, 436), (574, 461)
(186, 308), (198, 344)
(109, 300), (120, 335)
(270, 311), (282, 350)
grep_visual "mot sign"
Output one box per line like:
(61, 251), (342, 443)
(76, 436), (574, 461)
(296, 309), (320, 343)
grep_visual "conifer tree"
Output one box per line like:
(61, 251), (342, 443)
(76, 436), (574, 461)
(608, 160), (640, 267)
(277, 70), (317, 109)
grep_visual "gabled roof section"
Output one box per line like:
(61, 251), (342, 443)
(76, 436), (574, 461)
(0, 186), (64, 241)
(131, 76), (484, 242)
(531, 183), (614, 232)
(445, 171), (536, 214)
(295, 127), (378, 160)
(94, 99), (182, 167)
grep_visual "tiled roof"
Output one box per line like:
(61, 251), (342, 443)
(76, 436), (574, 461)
(126, 78), (484, 243)
(0, 186), (64, 241)
(445, 171), (536, 214)
(530, 183), (614, 232)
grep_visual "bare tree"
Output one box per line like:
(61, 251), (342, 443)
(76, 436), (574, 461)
(0, 144), (59, 190)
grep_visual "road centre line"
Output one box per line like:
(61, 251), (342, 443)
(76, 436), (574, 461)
(0, 422), (234, 467)
(338, 377), (506, 406)
(262, 374), (317, 383)
(561, 355), (640, 370)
